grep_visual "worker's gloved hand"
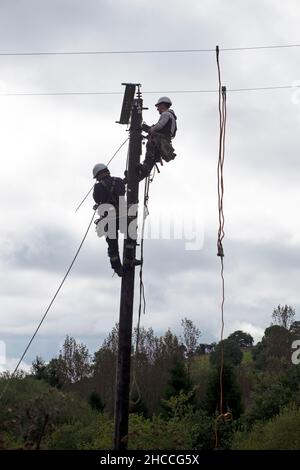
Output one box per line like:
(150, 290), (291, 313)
(142, 122), (151, 132)
(93, 204), (99, 211)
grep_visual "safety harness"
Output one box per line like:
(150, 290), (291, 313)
(94, 178), (119, 230)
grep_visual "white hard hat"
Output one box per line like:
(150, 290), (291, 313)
(155, 96), (172, 106)
(93, 163), (108, 178)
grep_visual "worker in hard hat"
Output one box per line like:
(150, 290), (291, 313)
(137, 96), (177, 180)
(92, 163), (125, 277)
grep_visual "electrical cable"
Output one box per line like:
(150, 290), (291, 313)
(1, 43), (300, 56)
(1, 85), (300, 97)
(0, 210), (97, 402)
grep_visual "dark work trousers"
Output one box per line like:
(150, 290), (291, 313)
(142, 137), (161, 174)
(105, 217), (122, 269)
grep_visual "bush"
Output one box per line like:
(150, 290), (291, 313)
(245, 368), (298, 424)
(47, 422), (95, 450)
(233, 406), (300, 450)
(0, 375), (95, 449)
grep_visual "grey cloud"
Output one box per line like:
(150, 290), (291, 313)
(7, 225), (81, 272)
(6, 219), (300, 280)
(1, 0), (300, 364)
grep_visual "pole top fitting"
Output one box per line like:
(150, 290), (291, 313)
(136, 84), (142, 99)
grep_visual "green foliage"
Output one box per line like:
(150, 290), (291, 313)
(31, 336), (92, 388)
(128, 414), (193, 450)
(42, 357), (67, 388)
(233, 406), (300, 450)
(252, 325), (292, 370)
(241, 350), (253, 365)
(161, 360), (194, 417)
(180, 318), (201, 370)
(290, 320), (300, 338)
(129, 390), (149, 417)
(190, 355), (211, 404)
(31, 356), (47, 380)
(228, 330), (254, 348)
(129, 409), (233, 450)
(0, 375), (95, 449)
(2, 310), (300, 450)
(56, 335), (92, 383)
(92, 346), (116, 414)
(210, 339), (243, 368)
(161, 390), (195, 419)
(164, 360), (193, 399)
(245, 364), (300, 424)
(47, 412), (195, 450)
(205, 365), (243, 418)
(190, 354), (210, 375)
(272, 304), (295, 330)
(0, 433), (24, 450)
(47, 416), (98, 449)
(158, 329), (185, 362)
(92, 324), (187, 416)
(246, 374), (292, 424)
(185, 410), (215, 450)
(89, 390), (104, 411)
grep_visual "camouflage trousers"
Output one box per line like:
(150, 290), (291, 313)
(146, 132), (176, 163)
(139, 133), (176, 177)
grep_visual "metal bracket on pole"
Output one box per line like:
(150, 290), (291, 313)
(116, 83), (141, 125)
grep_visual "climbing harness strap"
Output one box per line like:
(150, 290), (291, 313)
(75, 137), (129, 213)
(99, 178), (118, 206)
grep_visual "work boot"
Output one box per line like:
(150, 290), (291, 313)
(110, 255), (123, 277)
(132, 258), (142, 266)
(123, 170), (128, 185)
(123, 258), (142, 268)
(136, 163), (149, 181)
(114, 266), (124, 277)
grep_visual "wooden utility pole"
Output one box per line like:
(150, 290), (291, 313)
(114, 85), (143, 450)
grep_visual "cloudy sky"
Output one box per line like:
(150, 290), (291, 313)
(1, 0), (300, 371)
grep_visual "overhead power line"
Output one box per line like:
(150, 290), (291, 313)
(0, 210), (96, 402)
(0, 91), (124, 96)
(0, 85), (300, 97)
(1, 43), (300, 56)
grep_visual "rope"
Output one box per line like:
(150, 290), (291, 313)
(75, 137), (129, 213)
(130, 173), (151, 407)
(0, 210), (97, 402)
(214, 46), (232, 448)
(136, 176), (150, 343)
(106, 137), (129, 167)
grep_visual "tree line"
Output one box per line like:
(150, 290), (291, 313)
(0, 304), (300, 449)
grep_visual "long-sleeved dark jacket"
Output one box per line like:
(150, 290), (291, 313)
(93, 175), (125, 206)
